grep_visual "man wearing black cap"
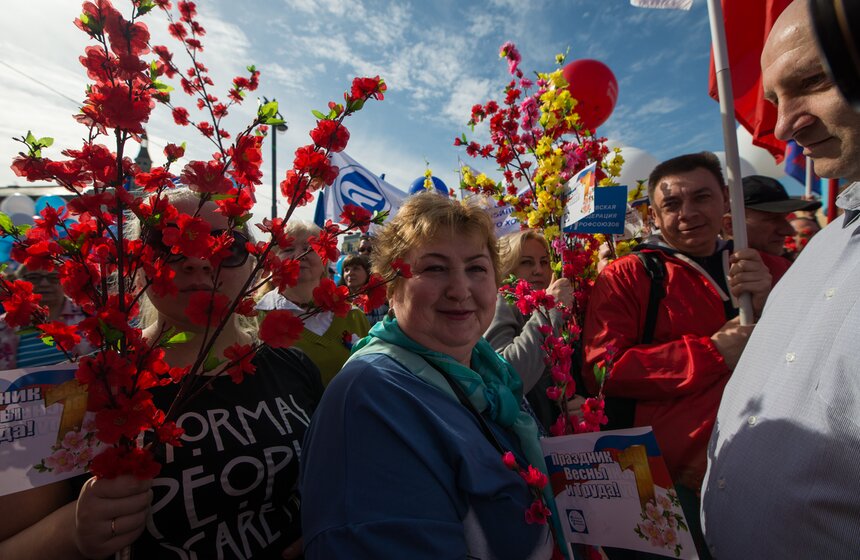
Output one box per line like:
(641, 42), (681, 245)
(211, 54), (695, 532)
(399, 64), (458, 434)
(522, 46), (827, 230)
(722, 175), (822, 257)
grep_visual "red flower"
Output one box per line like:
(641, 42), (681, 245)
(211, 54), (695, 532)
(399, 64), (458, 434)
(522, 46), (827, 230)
(310, 120), (350, 153)
(223, 343), (256, 383)
(214, 187), (254, 218)
(353, 273), (387, 313)
(258, 310), (304, 349)
(391, 258), (413, 278)
(134, 167), (174, 191)
(83, 82), (153, 135)
(185, 291), (229, 327)
(178, 1), (197, 22)
(94, 391), (157, 445)
(89, 446), (161, 480)
(180, 160), (232, 194)
(228, 135), (263, 186)
(38, 322), (81, 354)
(160, 214), (212, 260)
(10, 155), (51, 182)
(313, 278), (351, 317)
(79, 46), (116, 82)
(197, 121), (215, 137)
(172, 106), (190, 126)
(105, 15), (150, 57)
(168, 21), (187, 40)
(270, 257), (301, 292)
(502, 451), (518, 470)
(520, 465), (548, 489)
(348, 76), (386, 102)
(279, 170), (316, 207)
(339, 204), (372, 232)
(524, 499), (551, 525)
(155, 420), (184, 447)
(1, 279), (45, 327)
(309, 229), (339, 265)
(293, 145), (339, 183)
(164, 143), (185, 161)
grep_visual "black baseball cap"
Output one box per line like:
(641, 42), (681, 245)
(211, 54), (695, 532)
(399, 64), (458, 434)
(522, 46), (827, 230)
(742, 175), (822, 213)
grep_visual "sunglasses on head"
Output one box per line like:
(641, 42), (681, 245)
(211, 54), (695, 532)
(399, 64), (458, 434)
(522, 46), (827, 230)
(147, 228), (251, 268)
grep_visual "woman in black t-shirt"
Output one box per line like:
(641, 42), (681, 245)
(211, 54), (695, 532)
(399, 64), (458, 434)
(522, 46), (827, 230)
(0, 193), (324, 560)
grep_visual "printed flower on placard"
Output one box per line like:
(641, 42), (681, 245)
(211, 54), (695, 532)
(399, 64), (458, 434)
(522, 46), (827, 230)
(634, 491), (688, 557)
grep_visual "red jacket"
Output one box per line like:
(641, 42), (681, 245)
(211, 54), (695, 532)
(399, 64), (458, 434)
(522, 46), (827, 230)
(582, 247), (789, 489)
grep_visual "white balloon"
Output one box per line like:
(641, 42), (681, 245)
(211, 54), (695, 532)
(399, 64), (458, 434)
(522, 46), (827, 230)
(9, 212), (35, 226)
(604, 141), (659, 194)
(0, 193), (36, 216)
(714, 151), (757, 181)
(735, 125), (784, 177)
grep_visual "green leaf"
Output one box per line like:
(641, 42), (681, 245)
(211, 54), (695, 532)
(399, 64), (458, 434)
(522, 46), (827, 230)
(36, 137), (53, 148)
(246, 65), (257, 73)
(136, 0), (155, 15)
(152, 81), (174, 93)
(263, 117), (285, 126)
(165, 331), (194, 346)
(311, 110), (327, 120)
(235, 213), (253, 227)
(593, 363), (607, 387)
(24, 131), (36, 145)
(209, 193), (235, 201)
(203, 351), (224, 373)
(0, 212), (13, 233)
(461, 133), (467, 144)
(258, 101), (278, 120)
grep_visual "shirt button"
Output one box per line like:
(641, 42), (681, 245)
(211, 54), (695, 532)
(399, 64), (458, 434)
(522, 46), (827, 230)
(786, 352), (796, 362)
(748, 416), (757, 426)
(825, 288), (836, 299)
(718, 478), (726, 489)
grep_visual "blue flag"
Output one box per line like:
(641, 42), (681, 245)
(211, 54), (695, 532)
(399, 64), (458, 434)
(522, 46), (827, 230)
(784, 140), (820, 194)
(313, 151), (407, 228)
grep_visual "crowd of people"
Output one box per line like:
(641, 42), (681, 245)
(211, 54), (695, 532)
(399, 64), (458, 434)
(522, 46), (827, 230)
(1, 0), (858, 557)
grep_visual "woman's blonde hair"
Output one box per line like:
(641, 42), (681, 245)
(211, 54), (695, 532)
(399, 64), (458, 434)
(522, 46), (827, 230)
(372, 192), (501, 298)
(124, 188), (258, 338)
(497, 229), (549, 278)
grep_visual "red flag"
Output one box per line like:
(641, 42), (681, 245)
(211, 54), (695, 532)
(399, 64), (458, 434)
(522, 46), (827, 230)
(708, 0), (792, 162)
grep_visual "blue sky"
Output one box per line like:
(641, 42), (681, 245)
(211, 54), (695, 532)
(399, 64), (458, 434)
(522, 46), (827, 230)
(0, 0), (799, 224)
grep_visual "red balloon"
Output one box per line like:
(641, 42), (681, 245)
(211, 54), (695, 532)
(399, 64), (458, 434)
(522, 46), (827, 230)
(562, 59), (618, 131)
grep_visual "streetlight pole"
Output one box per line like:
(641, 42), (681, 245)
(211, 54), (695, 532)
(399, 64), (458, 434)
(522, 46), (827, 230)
(262, 96), (288, 219)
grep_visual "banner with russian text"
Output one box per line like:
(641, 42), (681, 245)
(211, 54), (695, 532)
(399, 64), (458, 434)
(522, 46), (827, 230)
(0, 364), (99, 496)
(541, 427), (697, 558)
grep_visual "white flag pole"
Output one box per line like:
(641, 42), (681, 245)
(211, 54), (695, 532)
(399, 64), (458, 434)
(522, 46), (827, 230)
(805, 156), (814, 198)
(706, 0), (754, 325)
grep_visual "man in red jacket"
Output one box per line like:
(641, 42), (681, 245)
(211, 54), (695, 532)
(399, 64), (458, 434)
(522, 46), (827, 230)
(582, 151), (789, 558)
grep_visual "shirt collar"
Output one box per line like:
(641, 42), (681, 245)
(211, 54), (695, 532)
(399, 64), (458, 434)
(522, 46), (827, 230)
(836, 182), (860, 227)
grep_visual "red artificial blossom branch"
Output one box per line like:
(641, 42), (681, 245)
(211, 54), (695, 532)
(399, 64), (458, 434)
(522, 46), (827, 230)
(456, 43), (624, 539)
(0, 0), (388, 480)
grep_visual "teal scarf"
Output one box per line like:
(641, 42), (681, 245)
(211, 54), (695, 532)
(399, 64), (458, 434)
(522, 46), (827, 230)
(351, 316), (567, 555)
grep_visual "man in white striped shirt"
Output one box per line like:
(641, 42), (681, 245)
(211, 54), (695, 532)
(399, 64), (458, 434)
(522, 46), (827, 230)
(703, 0), (860, 557)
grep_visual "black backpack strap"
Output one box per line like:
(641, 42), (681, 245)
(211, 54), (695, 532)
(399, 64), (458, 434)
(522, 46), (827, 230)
(635, 251), (667, 344)
(603, 251), (667, 431)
